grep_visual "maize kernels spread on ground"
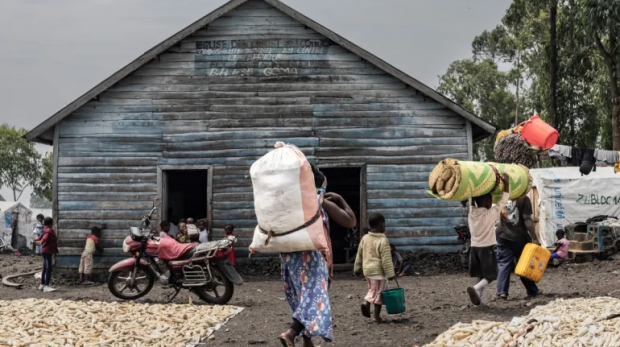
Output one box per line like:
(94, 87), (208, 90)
(425, 297), (620, 347)
(0, 298), (242, 347)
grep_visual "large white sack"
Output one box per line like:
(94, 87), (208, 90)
(249, 143), (328, 254)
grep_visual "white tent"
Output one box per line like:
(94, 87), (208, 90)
(529, 167), (620, 247)
(0, 201), (33, 250)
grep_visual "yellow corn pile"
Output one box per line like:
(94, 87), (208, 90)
(425, 297), (620, 347)
(0, 298), (242, 347)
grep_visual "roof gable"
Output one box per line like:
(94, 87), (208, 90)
(25, 0), (495, 143)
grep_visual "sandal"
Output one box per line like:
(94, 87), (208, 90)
(498, 293), (508, 300)
(302, 336), (314, 347)
(279, 332), (295, 347)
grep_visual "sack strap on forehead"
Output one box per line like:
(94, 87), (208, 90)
(259, 209), (321, 246)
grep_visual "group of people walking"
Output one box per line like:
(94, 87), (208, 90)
(467, 173), (540, 305)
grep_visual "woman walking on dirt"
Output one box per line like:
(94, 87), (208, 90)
(278, 165), (357, 347)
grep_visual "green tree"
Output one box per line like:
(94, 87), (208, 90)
(33, 152), (53, 201)
(571, 0), (620, 149)
(0, 124), (47, 201)
(29, 192), (52, 209)
(443, 0), (610, 151)
(438, 59), (516, 160)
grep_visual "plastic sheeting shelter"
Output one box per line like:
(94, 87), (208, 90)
(0, 202), (33, 250)
(529, 167), (620, 247)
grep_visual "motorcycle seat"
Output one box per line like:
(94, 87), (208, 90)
(195, 239), (231, 253)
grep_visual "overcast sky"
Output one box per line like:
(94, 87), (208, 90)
(0, 0), (511, 203)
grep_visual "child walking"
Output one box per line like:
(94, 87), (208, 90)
(354, 212), (395, 322)
(551, 229), (570, 260)
(467, 173), (510, 306)
(35, 217), (58, 292)
(79, 225), (105, 284)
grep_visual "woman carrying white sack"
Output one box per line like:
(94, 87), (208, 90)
(249, 143), (356, 347)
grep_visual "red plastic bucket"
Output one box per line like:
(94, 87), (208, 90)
(519, 115), (558, 150)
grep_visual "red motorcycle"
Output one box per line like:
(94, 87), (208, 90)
(107, 202), (243, 304)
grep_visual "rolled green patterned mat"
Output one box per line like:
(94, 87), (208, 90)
(428, 159), (532, 203)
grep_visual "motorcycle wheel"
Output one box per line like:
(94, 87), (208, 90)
(192, 266), (234, 305)
(108, 267), (155, 300)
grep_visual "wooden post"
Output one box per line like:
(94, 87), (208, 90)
(466, 121), (473, 161)
(52, 124), (59, 237)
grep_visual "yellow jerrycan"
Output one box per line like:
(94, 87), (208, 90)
(515, 243), (551, 283)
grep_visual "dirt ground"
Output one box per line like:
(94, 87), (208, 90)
(1, 253), (620, 347)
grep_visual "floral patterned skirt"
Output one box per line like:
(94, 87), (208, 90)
(281, 251), (333, 342)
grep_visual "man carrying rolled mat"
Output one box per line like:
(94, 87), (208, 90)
(467, 173), (510, 306)
(495, 194), (540, 300)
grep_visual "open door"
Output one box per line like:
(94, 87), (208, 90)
(158, 165), (212, 230)
(320, 166), (366, 264)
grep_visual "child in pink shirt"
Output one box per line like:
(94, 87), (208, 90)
(551, 229), (570, 259)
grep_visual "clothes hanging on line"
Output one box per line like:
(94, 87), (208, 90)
(594, 149), (619, 163)
(580, 149), (596, 176)
(552, 144), (572, 158)
(571, 147), (584, 166)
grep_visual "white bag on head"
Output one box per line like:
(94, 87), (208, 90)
(249, 142), (329, 254)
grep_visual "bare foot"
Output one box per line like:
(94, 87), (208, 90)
(279, 329), (295, 347)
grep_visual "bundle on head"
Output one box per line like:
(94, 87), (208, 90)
(494, 133), (538, 168)
(428, 159), (532, 203)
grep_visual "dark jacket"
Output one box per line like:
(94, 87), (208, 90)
(38, 226), (58, 255)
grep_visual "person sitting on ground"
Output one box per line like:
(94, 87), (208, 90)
(79, 224), (105, 284)
(224, 224), (236, 266)
(175, 222), (189, 244)
(551, 229), (570, 260)
(467, 173), (510, 306)
(354, 212), (395, 323)
(390, 244), (410, 277)
(35, 217), (58, 292)
(197, 219), (209, 243)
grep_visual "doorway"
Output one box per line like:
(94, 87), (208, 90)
(160, 167), (211, 226)
(320, 166), (365, 264)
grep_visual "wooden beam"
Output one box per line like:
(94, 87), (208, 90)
(207, 166), (214, 237)
(24, 0), (250, 142)
(466, 120), (473, 161)
(52, 125), (60, 237)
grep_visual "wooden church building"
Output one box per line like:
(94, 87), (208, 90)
(26, 0), (495, 268)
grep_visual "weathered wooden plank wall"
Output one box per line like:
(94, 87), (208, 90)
(55, 0), (466, 268)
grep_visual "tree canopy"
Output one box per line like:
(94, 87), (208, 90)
(0, 124), (51, 202)
(438, 0), (620, 158)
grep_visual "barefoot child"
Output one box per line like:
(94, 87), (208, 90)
(466, 173), (510, 306)
(79, 225), (105, 283)
(35, 217), (58, 292)
(354, 212), (395, 322)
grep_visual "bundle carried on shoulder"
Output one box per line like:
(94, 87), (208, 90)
(427, 159), (532, 203)
(494, 133), (538, 168)
(249, 142), (329, 254)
